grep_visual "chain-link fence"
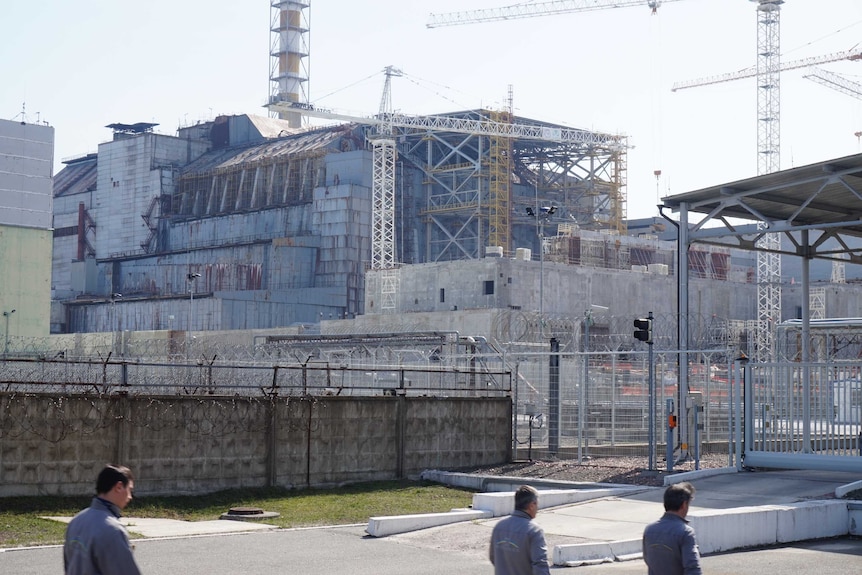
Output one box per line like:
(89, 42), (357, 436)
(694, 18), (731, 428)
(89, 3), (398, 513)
(508, 347), (733, 465)
(2, 312), (748, 467)
(0, 358), (511, 398)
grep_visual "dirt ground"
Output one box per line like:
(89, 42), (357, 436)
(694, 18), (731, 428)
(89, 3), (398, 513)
(458, 452), (732, 487)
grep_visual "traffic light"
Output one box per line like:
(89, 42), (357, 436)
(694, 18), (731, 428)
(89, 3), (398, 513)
(633, 317), (653, 344)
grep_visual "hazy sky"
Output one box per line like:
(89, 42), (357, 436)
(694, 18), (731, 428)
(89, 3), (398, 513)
(3, 0), (862, 220)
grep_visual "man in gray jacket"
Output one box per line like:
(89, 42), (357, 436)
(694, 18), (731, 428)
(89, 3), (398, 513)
(489, 485), (551, 575)
(64, 464), (142, 575)
(642, 481), (702, 575)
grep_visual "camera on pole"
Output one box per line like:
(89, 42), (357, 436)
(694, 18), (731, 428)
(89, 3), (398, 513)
(633, 317), (653, 344)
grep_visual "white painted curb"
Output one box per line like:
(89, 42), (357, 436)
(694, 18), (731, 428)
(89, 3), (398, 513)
(663, 466), (738, 486)
(554, 538), (641, 567)
(366, 509), (491, 537)
(835, 480), (862, 499)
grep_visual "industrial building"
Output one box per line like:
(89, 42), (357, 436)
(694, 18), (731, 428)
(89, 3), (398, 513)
(48, 104), (862, 344)
(49, 108), (641, 334)
(0, 118), (54, 341)
(42, 0), (862, 345)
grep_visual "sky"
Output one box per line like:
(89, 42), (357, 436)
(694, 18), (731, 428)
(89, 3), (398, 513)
(3, 0), (862, 220)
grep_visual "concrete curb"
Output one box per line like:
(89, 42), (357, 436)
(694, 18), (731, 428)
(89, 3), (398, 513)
(366, 509), (491, 538)
(663, 466), (738, 486)
(835, 480), (862, 498)
(553, 500), (852, 566)
(554, 538), (641, 567)
(472, 487), (645, 517)
(420, 469), (634, 492)
(690, 500), (849, 554)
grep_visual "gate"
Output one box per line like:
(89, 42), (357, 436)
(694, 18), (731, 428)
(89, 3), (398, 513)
(741, 360), (862, 472)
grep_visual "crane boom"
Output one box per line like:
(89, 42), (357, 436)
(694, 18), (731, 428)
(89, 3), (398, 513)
(268, 101), (624, 147)
(427, 0), (683, 28)
(804, 67), (862, 100)
(672, 48), (862, 92)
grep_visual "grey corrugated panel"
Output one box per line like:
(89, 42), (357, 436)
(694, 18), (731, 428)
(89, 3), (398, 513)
(179, 125), (349, 176)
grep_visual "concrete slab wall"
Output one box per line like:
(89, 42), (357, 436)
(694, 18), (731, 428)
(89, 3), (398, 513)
(0, 394), (511, 497)
(0, 119), (54, 230)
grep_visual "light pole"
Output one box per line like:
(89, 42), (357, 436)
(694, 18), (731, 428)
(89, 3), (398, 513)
(110, 293), (122, 355)
(525, 205), (556, 317)
(580, 304), (608, 463)
(187, 273), (201, 360)
(3, 309), (16, 358)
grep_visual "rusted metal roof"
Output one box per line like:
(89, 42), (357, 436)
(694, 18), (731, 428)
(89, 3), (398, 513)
(180, 124), (358, 176)
(53, 154), (98, 197)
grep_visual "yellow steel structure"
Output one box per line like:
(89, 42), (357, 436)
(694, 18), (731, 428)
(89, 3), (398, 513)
(487, 109), (513, 252)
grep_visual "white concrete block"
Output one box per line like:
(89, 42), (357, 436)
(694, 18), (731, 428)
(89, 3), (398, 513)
(835, 480), (862, 499)
(366, 509), (491, 537)
(554, 538), (641, 566)
(663, 466), (737, 486)
(689, 506), (780, 554)
(849, 503), (862, 535)
(774, 501), (848, 542)
(472, 488), (636, 517)
(554, 542), (615, 566)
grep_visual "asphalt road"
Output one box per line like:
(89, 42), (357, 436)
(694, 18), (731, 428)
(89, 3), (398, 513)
(1, 526), (860, 574)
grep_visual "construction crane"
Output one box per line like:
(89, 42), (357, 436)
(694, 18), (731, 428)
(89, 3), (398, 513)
(371, 66), (401, 311)
(427, 0), (682, 28)
(802, 67), (862, 288)
(803, 66), (862, 100)
(675, 43), (862, 362)
(672, 48), (862, 92)
(424, 0), (808, 463)
(269, 73), (626, 312)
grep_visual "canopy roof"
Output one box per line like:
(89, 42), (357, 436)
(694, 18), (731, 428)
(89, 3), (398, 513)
(661, 152), (862, 263)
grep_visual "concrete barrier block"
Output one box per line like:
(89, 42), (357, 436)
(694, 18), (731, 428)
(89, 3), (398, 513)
(689, 506), (780, 553)
(472, 492), (516, 516)
(472, 488), (629, 517)
(836, 480), (862, 499)
(554, 539), (641, 566)
(663, 466), (738, 486)
(420, 470), (487, 491)
(849, 503), (862, 535)
(554, 542), (615, 566)
(774, 501), (848, 543)
(366, 509), (491, 537)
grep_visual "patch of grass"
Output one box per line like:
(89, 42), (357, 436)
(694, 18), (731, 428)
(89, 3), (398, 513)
(0, 480), (474, 548)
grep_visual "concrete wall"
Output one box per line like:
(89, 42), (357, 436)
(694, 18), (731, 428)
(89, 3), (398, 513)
(0, 226), (52, 337)
(367, 257), (758, 322)
(0, 394), (511, 497)
(0, 119), (54, 230)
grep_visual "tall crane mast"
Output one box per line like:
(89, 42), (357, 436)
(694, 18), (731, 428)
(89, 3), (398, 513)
(751, 0), (783, 365)
(424, 0), (803, 462)
(371, 67), (401, 311)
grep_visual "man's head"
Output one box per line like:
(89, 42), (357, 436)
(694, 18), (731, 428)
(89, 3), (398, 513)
(514, 485), (539, 518)
(95, 465), (135, 510)
(663, 482), (695, 518)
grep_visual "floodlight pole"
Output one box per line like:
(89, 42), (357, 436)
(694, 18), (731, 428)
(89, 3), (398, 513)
(3, 309), (16, 359)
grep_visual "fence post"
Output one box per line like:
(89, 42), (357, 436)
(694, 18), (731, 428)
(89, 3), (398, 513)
(549, 338), (560, 455)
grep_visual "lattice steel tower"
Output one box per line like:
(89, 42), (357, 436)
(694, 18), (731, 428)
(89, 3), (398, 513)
(270, 1), (310, 127)
(753, 0), (783, 362)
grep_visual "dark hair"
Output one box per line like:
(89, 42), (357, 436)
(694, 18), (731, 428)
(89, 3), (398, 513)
(96, 465), (134, 495)
(514, 485), (538, 511)
(663, 482), (695, 512)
